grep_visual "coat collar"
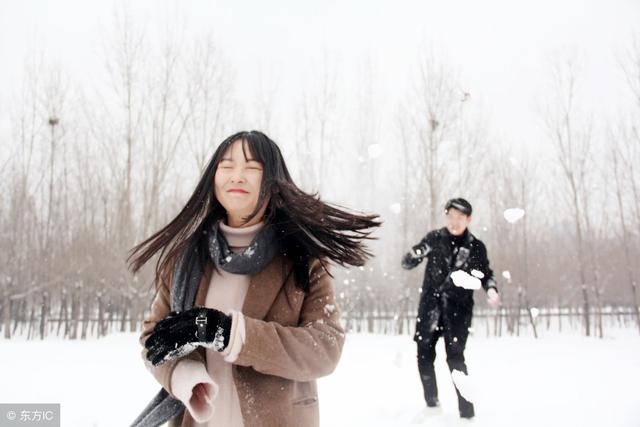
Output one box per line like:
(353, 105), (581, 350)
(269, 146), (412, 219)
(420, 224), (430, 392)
(193, 255), (290, 320)
(440, 226), (474, 247)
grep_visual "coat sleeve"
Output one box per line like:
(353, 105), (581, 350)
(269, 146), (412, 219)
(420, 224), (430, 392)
(401, 231), (435, 270)
(475, 242), (498, 293)
(232, 259), (345, 382)
(139, 266), (207, 399)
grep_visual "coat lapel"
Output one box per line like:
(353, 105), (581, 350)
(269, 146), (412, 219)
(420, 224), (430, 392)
(242, 255), (288, 320)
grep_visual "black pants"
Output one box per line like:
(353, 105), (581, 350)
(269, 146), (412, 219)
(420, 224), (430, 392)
(416, 300), (474, 417)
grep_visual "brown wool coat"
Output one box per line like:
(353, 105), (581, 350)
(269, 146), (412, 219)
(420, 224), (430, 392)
(139, 255), (345, 427)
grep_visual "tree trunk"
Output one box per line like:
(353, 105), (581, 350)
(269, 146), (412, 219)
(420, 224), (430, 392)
(39, 292), (49, 340)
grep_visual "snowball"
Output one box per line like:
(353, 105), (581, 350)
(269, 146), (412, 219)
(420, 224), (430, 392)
(503, 208), (525, 223)
(450, 270), (482, 290)
(502, 270), (511, 280)
(470, 269), (485, 279)
(389, 203), (402, 214)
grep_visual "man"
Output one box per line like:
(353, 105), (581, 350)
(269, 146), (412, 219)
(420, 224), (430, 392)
(401, 197), (500, 419)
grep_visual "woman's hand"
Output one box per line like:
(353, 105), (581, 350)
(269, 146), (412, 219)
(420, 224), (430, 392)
(145, 307), (232, 366)
(190, 382), (214, 411)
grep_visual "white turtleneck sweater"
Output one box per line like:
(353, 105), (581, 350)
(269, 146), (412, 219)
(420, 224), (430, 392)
(170, 220), (264, 426)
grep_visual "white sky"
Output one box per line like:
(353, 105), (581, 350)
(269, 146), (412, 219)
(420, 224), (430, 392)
(1, 0), (639, 177)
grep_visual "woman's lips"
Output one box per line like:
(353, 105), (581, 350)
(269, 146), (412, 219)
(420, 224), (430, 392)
(227, 189), (248, 193)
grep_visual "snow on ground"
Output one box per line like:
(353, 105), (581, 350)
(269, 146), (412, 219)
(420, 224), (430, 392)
(1, 329), (639, 426)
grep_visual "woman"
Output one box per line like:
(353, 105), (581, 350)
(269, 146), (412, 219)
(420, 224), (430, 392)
(128, 131), (380, 427)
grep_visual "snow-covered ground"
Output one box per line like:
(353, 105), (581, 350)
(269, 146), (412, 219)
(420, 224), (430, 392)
(1, 329), (639, 426)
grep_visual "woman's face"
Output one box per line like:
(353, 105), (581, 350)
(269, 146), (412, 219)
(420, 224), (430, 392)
(214, 140), (265, 226)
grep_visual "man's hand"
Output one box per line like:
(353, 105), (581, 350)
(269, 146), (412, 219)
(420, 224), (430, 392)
(410, 243), (428, 259)
(487, 288), (501, 308)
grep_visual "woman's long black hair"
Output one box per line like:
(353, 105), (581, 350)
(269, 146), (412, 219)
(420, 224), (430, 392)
(127, 130), (381, 292)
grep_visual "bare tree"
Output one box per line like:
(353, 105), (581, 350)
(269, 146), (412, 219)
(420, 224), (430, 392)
(294, 88), (317, 191)
(611, 133), (640, 333)
(542, 51), (593, 336)
(184, 34), (235, 171)
(450, 95), (489, 197)
(294, 51), (339, 193)
(140, 30), (191, 238)
(40, 64), (70, 254)
(253, 64), (282, 134)
(407, 49), (464, 229)
(314, 50), (338, 191)
(97, 7), (148, 248)
(354, 54), (384, 209)
(617, 34), (640, 236)
(506, 152), (540, 338)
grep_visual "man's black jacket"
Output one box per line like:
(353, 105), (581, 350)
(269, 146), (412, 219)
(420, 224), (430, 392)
(402, 227), (497, 305)
(402, 227), (498, 342)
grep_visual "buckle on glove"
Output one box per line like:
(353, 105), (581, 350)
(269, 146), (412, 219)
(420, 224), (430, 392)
(195, 312), (207, 341)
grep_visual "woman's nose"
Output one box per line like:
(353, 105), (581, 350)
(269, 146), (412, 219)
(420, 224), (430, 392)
(230, 167), (246, 183)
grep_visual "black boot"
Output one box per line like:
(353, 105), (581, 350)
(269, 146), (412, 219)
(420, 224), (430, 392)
(418, 362), (439, 407)
(426, 397), (440, 408)
(458, 393), (475, 419)
(417, 340), (440, 409)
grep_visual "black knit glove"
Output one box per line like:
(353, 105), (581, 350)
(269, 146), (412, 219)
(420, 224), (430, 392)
(145, 307), (232, 366)
(410, 243), (428, 258)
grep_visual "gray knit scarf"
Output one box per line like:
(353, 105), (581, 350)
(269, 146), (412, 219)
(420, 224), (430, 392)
(130, 219), (280, 427)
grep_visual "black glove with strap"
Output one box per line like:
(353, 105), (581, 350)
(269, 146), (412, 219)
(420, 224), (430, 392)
(145, 307), (232, 366)
(411, 243), (429, 258)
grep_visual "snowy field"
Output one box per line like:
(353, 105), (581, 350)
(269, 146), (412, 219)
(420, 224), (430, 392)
(1, 329), (639, 427)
